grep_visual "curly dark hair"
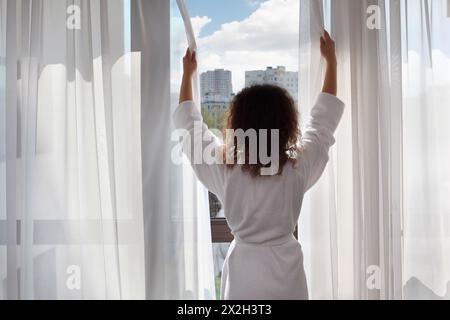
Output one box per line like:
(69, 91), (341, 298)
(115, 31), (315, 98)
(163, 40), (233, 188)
(223, 84), (301, 177)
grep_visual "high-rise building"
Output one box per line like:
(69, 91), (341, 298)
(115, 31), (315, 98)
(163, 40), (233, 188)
(245, 66), (298, 100)
(200, 69), (233, 103)
(200, 69), (233, 128)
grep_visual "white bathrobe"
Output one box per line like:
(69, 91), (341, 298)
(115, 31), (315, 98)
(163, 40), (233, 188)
(173, 92), (345, 300)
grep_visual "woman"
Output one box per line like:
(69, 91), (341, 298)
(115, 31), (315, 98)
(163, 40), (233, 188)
(173, 30), (344, 299)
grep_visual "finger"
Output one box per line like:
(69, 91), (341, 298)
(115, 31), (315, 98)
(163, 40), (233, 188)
(320, 36), (325, 47)
(191, 50), (197, 62)
(185, 47), (190, 57)
(184, 50), (191, 61)
(324, 30), (331, 41)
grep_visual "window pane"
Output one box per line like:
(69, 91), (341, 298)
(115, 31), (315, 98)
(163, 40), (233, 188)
(209, 192), (222, 218)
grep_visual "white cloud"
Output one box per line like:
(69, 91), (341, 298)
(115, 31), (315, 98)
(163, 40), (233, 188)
(195, 0), (300, 91)
(191, 16), (212, 37)
(246, 0), (265, 8)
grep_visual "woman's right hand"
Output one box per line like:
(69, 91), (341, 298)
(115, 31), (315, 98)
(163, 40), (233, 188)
(183, 47), (197, 79)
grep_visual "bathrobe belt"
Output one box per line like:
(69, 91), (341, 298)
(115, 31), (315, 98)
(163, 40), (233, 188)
(233, 233), (298, 247)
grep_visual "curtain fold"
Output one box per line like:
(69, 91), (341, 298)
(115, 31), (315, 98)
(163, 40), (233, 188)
(299, 0), (341, 300)
(1, 0), (145, 299)
(176, 0), (215, 300)
(131, 0), (215, 299)
(402, 0), (450, 299)
(330, 0), (402, 299)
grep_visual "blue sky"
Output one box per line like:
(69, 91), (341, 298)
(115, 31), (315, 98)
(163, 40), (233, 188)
(184, 0), (261, 37)
(124, 0), (131, 52)
(171, 0), (300, 92)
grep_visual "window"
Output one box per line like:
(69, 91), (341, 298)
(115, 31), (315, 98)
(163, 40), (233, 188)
(171, 0), (299, 298)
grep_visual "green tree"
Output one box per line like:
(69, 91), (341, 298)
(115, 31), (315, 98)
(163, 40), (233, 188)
(202, 106), (229, 131)
(215, 109), (228, 131)
(201, 107), (216, 129)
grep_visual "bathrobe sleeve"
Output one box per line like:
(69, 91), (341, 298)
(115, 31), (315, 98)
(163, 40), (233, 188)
(173, 101), (226, 200)
(299, 92), (345, 191)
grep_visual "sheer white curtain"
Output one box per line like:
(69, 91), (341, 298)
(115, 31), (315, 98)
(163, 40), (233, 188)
(0, 0), (145, 299)
(402, 0), (450, 299)
(176, 0), (216, 300)
(0, 0), (214, 300)
(299, 0), (343, 299)
(299, 0), (450, 300)
(131, 0), (215, 299)
(330, 0), (403, 299)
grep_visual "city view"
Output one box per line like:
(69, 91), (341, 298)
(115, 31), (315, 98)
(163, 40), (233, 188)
(200, 66), (298, 133)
